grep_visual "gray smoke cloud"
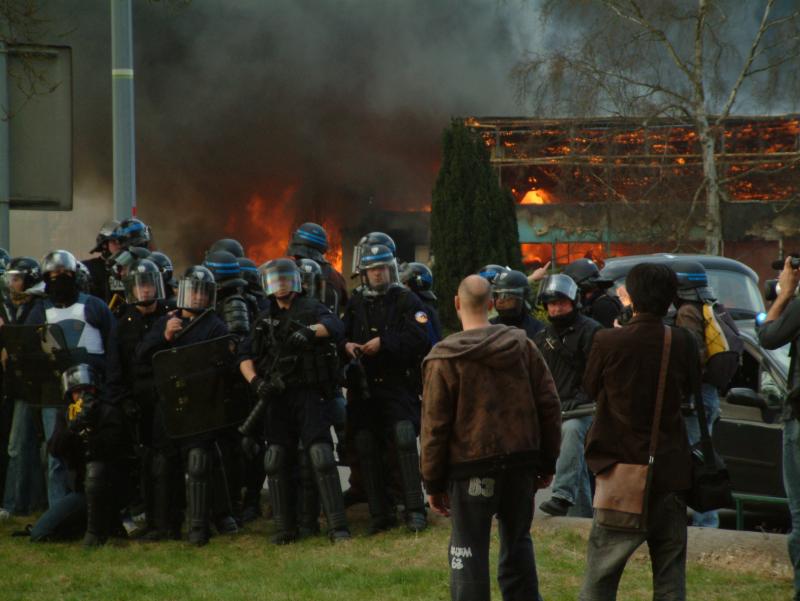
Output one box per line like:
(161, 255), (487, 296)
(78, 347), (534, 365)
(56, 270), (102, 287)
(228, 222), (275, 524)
(10, 0), (541, 266)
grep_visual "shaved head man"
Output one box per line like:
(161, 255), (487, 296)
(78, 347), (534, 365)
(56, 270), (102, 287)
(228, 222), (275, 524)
(422, 275), (561, 601)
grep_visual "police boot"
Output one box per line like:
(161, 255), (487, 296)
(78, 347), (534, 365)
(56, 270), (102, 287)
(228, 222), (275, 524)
(355, 430), (396, 535)
(187, 448), (210, 547)
(142, 452), (175, 541)
(297, 445), (321, 538)
(264, 445), (296, 545)
(210, 443), (238, 535)
(83, 461), (109, 547)
(309, 442), (350, 543)
(394, 421), (427, 533)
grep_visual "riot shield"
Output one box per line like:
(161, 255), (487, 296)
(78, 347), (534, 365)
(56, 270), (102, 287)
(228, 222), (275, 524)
(1, 324), (89, 406)
(152, 335), (250, 439)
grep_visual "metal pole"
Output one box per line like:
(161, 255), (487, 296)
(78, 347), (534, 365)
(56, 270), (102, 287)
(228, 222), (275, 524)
(111, 0), (136, 219)
(0, 42), (10, 250)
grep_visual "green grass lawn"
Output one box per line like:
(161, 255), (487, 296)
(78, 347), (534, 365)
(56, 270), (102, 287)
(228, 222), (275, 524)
(0, 510), (791, 601)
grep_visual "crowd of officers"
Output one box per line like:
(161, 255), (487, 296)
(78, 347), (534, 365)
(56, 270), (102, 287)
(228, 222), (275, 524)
(0, 218), (724, 549)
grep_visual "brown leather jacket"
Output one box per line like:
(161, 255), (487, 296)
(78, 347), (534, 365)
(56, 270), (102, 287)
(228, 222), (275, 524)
(420, 324), (562, 494)
(583, 314), (699, 494)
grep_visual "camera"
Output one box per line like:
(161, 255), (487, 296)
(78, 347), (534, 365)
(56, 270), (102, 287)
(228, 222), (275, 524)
(770, 255), (800, 270)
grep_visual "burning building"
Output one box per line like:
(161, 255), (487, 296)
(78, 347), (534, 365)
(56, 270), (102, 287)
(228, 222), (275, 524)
(466, 115), (800, 281)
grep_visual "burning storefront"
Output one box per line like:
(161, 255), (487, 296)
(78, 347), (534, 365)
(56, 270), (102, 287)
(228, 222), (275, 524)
(467, 115), (800, 281)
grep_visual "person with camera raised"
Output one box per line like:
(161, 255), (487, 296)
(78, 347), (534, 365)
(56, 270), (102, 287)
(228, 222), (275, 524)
(758, 256), (800, 601)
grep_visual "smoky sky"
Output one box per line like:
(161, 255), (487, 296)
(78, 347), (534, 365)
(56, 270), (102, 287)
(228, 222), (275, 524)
(11, 0), (540, 264)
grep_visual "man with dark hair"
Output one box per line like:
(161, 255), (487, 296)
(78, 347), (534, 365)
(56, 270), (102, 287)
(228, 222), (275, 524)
(758, 257), (800, 601)
(422, 275), (562, 601)
(579, 263), (699, 601)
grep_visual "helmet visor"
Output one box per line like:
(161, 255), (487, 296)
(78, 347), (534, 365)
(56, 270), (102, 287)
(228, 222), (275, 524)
(124, 271), (165, 305)
(177, 278), (216, 311)
(360, 259), (399, 293)
(262, 269), (302, 298)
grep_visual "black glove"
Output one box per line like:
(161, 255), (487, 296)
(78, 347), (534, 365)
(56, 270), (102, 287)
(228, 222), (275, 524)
(241, 435), (261, 460)
(249, 376), (270, 400)
(287, 326), (316, 349)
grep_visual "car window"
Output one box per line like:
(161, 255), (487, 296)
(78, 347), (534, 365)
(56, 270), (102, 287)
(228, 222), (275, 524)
(706, 269), (765, 315)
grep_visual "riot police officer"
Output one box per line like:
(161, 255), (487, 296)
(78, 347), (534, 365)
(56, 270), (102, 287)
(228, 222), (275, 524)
(563, 258), (621, 328)
(148, 251), (177, 308)
(135, 265), (229, 546)
(105, 259), (173, 538)
(534, 274), (601, 517)
(489, 269), (544, 339)
(83, 220), (121, 302)
(287, 223), (348, 314)
(113, 218), (152, 250)
(342, 244), (431, 534)
(208, 238), (245, 259)
(477, 263), (509, 286)
(400, 261), (443, 345)
(239, 258), (350, 544)
(238, 257), (269, 313)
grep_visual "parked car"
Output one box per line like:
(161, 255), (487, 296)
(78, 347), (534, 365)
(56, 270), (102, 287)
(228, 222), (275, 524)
(599, 253), (788, 525)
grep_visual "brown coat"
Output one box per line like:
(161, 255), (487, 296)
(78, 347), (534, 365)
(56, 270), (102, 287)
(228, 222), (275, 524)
(583, 314), (698, 494)
(420, 324), (562, 494)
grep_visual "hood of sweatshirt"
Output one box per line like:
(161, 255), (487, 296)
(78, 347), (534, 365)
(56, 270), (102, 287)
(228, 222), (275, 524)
(423, 324), (528, 368)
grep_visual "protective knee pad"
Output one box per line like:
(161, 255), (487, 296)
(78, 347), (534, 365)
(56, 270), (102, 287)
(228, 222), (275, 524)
(84, 461), (107, 495)
(263, 444), (286, 476)
(187, 448), (210, 479)
(309, 443), (336, 474)
(393, 420), (418, 451)
(151, 451), (170, 479)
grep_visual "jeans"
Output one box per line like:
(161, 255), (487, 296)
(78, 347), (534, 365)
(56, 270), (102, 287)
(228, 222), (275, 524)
(41, 407), (70, 508)
(448, 470), (543, 601)
(783, 419), (800, 600)
(30, 491), (86, 542)
(683, 383), (720, 528)
(2, 401), (45, 514)
(579, 492), (687, 601)
(552, 415), (593, 517)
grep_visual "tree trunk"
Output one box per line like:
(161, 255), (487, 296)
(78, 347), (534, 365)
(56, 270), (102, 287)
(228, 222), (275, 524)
(696, 115), (723, 255)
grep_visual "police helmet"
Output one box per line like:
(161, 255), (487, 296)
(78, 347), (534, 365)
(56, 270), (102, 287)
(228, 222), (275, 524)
(477, 264), (509, 285)
(42, 250), (78, 278)
(4, 257), (42, 293)
(539, 273), (579, 305)
(358, 244), (399, 294)
(297, 258), (327, 302)
(113, 218), (151, 249)
(287, 223), (329, 263)
(203, 249), (246, 286)
(672, 260), (716, 302)
(563, 258), (613, 290)
(400, 262), (436, 301)
(148, 251), (176, 288)
(352, 232), (396, 274)
(177, 265), (217, 311)
(90, 220), (121, 254)
(76, 262), (92, 293)
(208, 238), (245, 259)
(261, 258), (302, 299)
(61, 364), (100, 401)
(0, 248), (10, 272)
(124, 259), (166, 305)
(237, 257), (260, 289)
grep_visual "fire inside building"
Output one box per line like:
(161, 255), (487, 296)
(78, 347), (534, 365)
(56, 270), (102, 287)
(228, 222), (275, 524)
(467, 114), (800, 282)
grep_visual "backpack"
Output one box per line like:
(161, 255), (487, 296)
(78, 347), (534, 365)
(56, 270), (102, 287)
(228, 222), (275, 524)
(702, 302), (743, 390)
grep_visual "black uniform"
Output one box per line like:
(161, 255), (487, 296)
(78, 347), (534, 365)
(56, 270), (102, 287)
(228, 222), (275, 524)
(342, 285), (431, 532)
(83, 256), (112, 303)
(490, 312), (545, 340)
(238, 295), (348, 542)
(136, 309), (229, 545)
(582, 291), (622, 328)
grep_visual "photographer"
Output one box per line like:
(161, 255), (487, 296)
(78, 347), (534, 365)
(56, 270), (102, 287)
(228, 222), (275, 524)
(757, 256), (800, 601)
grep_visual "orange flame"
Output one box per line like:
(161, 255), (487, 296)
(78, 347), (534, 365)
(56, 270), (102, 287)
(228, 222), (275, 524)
(520, 188), (555, 205)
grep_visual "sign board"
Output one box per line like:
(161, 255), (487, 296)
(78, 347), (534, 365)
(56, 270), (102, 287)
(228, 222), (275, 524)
(7, 44), (72, 210)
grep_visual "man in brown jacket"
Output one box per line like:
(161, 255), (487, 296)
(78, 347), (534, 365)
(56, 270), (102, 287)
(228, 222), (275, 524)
(579, 263), (699, 601)
(421, 275), (561, 601)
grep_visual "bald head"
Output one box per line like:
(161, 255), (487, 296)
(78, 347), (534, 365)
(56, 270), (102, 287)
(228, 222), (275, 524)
(457, 275), (492, 314)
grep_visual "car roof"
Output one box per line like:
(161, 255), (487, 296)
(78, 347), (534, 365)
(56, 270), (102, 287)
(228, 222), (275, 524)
(600, 253), (759, 283)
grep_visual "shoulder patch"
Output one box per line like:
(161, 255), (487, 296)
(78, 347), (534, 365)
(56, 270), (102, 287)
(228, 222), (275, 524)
(415, 311), (429, 324)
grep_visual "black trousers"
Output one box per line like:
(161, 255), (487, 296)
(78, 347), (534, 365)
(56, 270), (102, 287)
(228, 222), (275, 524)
(448, 469), (543, 601)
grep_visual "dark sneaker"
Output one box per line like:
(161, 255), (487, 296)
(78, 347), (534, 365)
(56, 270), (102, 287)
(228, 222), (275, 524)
(538, 496), (572, 517)
(214, 515), (239, 535)
(270, 529), (297, 545)
(329, 528), (351, 544)
(405, 510), (427, 533)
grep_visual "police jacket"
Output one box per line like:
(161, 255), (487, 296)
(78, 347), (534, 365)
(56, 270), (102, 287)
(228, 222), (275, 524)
(419, 297), (443, 346)
(83, 256), (111, 303)
(106, 301), (169, 404)
(342, 286), (431, 385)
(533, 312), (601, 411)
(26, 292), (116, 376)
(135, 309), (229, 366)
(1, 297), (42, 401)
(490, 312), (545, 340)
(238, 295), (343, 391)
